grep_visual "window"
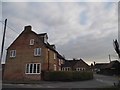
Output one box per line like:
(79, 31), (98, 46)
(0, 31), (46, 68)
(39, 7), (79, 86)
(54, 53), (56, 59)
(10, 50), (16, 57)
(30, 39), (34, 45)
(67, 67), (70, 71)
(44, 36), (47, 44)
(76, 68), (80, 71)
(62, 67), (70, 71)
(59, 67), (61, 71)
(76, 68), (85, 71)
(62, 68), (65, 71)
(54, 64), (57, 71)
(34, 48), (41, 56)
(59, 59), (61, 65)
(25, 63), (41, 74)
(61, 60), (64, 64)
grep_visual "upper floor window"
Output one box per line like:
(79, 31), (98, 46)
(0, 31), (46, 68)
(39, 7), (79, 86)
(61, 60), (64, 64)
(25, 63), (41, 74)
(34, 48), (41, 56)
(30, 39), (34, 45)
(10, 50), (16, 58)
(44, 36), (47, 44)
(54, 53), (56, 59)
(59, 59), (61, 66)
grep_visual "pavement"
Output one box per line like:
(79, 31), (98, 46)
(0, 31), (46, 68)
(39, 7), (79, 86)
(2, 74), (120, 89)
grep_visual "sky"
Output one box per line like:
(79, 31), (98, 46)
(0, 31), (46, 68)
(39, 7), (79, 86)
(0, 0), (119, 65)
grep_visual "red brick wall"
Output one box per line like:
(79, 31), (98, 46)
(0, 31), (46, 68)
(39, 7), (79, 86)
(3, 27), (60, 81)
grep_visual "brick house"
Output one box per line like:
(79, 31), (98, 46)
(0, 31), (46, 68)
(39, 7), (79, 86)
(3, 25), (65, 81)
(94, 60), (120, 75)
(61, 59), (90, 71)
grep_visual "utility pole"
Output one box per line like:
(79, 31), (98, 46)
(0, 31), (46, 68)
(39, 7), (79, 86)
(0, 19), (7, 63)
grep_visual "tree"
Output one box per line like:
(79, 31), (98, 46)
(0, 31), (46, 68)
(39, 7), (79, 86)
(113, 39), (120, 58)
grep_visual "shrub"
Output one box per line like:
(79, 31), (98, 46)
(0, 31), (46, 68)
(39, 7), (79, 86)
(44, 71), (93, 81)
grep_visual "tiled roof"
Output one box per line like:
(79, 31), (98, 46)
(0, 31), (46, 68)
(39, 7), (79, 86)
(94, 60), (120, 69)
(38, 33), (47, 36)
(104, 60), (120, 69)
(94, 63), (109, 69)
(61, 59), (89, 68)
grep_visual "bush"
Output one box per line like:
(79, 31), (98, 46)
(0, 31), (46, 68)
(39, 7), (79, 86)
(44, 71), (93, 81)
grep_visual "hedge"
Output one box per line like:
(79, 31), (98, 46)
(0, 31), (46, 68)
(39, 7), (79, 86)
(43, 71), (93, 81)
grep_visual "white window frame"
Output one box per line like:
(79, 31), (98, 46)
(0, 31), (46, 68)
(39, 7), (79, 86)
(25, 63), (41, 74)
(10, 50), (16, 58)
(62, 67), (70, 71)
(34, 48), (41, 56)
(44, 35), (47, 44)
(54, 53), (56, 59)
(59, 59), (61, 66)
(67, 67), (70, 71)
(61, 60), (64, 64)
(76, 68), (85, 71)
(54, 64), (57, 71)
(30, 39), (34, 45)
(62, 68), (65, 71)
(76, 68), (80, 71)
(59, 67), (61, 71)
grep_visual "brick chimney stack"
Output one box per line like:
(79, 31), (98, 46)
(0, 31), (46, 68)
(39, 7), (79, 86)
(24, 25), (32, 32)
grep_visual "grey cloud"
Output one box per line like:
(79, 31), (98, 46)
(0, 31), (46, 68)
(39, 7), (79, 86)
(1, 2), (118, 64)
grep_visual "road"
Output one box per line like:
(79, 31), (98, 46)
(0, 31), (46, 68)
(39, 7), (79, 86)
(2, 74), (119, 88)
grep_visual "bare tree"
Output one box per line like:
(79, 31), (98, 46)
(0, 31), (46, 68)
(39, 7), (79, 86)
(113, 39), (120, 58)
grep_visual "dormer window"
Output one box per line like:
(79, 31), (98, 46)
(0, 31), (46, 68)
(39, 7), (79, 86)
(54, 53), (56, 59)
(44, 36), (47, 44)
(30, 39), (34, 45)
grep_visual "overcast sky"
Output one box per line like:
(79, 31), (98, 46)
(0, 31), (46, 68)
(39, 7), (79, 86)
(0, 1), (119, 64)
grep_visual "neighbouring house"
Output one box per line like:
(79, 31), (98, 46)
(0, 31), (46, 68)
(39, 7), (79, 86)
(94, 63), (109, 74)
(94, 60), (120, 75)
(100, 60), (120, 75)
(57, 53), (65, 71)
(61, 59), (90, 71)
(3, 25), (65, 81)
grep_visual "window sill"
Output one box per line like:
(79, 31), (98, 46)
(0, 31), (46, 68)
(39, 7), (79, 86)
(10, 57), (16, 58)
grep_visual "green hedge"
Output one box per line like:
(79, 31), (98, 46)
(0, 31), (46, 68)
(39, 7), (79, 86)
(44, 71), (93, 81)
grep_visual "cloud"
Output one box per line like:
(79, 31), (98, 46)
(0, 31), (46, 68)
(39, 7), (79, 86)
(1, 2), (118, 64)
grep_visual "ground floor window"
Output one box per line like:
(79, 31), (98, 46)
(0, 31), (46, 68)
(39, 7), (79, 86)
(25, 63), (41, 74)
(54, 64), (57, 71)
(59, 67), (61, 71)
(76, 68), (85, 71)
(62, 67), (70, 71)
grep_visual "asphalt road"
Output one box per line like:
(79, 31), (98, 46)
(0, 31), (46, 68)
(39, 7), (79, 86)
(2, 74), (119, 89)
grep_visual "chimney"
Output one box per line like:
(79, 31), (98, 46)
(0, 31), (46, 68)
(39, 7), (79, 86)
(24, 25), (32, 32)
